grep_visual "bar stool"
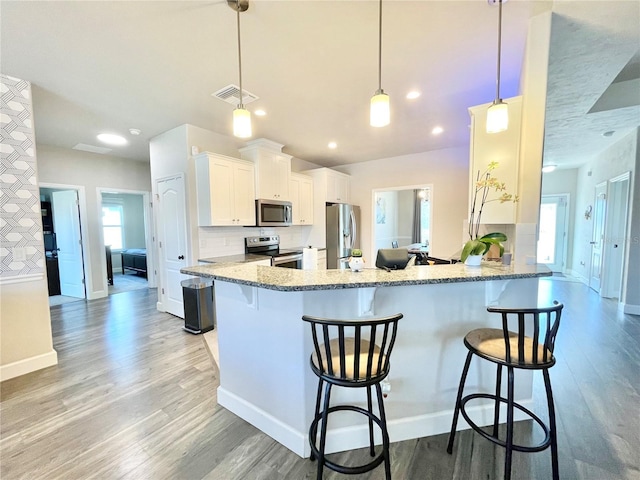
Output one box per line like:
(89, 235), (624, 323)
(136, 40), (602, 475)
(447, 302), (563, 480)
(302, 313), (403, 480)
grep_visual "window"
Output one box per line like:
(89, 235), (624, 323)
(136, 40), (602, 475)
(102, 204), (124, 249)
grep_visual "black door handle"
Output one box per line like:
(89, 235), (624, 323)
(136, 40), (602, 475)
(178, 255), (185, 260)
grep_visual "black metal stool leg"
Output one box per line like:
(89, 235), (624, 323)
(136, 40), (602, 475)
(367, 385), (375, 457)
(493, 364), (503, 438)
(317, 382), (333, 480)
(310, 378), (324, 462)
(375, 382), (391, 480)
(543, 368), (560, 480)
(504, 366), (515, 480)
(447, 350), (474, 454)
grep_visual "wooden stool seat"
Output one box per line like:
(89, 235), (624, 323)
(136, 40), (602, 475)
(464, 328), (555, 367)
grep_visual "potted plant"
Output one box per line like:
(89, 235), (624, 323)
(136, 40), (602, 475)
(349, 249), (365, 272)
(461, 161), (518, 265)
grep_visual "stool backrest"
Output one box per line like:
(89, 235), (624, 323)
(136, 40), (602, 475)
(487, 302), (563, 365)
(302, 313), (403, 383)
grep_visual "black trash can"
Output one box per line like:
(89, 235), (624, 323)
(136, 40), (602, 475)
(181, 278), (215, 334)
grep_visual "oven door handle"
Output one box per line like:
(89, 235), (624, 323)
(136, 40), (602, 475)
(274, 254), (302, 263)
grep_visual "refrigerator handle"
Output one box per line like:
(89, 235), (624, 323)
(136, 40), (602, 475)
(350, 209), (357, 249)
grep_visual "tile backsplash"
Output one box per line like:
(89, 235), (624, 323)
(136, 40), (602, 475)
(197, 225), (313, 259)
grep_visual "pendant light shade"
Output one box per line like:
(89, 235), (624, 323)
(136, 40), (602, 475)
(229, 0), (252, 138)
(370, 0), (389, 127)
(233, 107), (252, 138)
(370, 91), (390, 127)
(487, 0), (508, 134)
(486, 100), (508, 133)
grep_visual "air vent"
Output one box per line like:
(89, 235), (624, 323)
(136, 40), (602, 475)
(73, 143), (112, 154)
(212, 84), (258, 106)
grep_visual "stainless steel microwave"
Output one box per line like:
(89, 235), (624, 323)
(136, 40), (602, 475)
(255, 199), (292, 227)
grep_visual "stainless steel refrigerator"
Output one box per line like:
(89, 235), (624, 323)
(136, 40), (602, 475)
(326, 203), (360, 269)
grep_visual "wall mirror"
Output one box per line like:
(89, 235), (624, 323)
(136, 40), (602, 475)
(372, 186), (432, 255)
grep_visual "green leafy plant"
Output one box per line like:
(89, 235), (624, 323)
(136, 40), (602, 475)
(461, 162), (518, 262)
(351, 249), (363, 257)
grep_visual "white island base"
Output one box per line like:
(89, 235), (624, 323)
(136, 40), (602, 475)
(213, 275), (546, 458)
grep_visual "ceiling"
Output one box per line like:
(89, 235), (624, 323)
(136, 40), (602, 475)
(1, 1), (638, 169)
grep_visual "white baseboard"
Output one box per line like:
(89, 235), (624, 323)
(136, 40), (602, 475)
(0, 349), (58, 382)
(218, 387), (307, 456)
(217, 386), (533, 458)
(156, 301), (165, 312)
(623, 303), (640, 315)
(567, 269), (588, 285)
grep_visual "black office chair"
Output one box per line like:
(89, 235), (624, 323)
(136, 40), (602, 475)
(447, 302), (564, 480)
(303, 313), (403, 480)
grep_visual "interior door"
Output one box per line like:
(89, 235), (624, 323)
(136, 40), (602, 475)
(589, 183), (607, 293)
(537, 195), (568, 273)
(157, 175), (188, 318)
(602, 175), (630, 298)
(52, 190), (86, 298)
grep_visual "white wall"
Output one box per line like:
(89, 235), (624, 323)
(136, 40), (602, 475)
(37, 145), (151, 298)
(338, 146), (469, 260)
(542, 168), (579, 270)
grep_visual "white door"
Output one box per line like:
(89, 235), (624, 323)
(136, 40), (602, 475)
(537, 195), (568, 273)
(589, 183), (607, 293)
(52, 190), (85, 298)
(157, 175), (189, 318)
(602, 175), (630, 298)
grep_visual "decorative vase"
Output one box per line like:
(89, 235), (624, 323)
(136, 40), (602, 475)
(464, 254), (482, 267)
(349, 257), (364, 272)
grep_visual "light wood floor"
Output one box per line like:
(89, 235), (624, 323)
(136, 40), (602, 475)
(1, 279), (639, 479)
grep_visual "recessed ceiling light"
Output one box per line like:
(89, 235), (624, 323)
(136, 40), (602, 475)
(542, 164), (557, 173)
(432, 126), (444, 135)
(328, 142), (337, 149)
(254, 109), (266, 116)
(129, 128), (142, 136)
(97, 133), (127, 146)
(406, 91), (421, 100)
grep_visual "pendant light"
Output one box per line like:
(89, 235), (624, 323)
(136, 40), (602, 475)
(229, 0), (251, 138)
(486, 0), (508, 134)
(370, 0), (390, 127)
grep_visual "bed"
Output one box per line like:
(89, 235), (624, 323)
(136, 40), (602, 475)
(121, 248), (147, 277)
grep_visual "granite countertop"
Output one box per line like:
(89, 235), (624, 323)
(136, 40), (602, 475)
(198, 253), (270, 266)
(181, 262), (552, 292)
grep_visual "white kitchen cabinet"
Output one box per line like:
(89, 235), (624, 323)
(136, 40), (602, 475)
(290, 172), (314, 225)
(326, 170), (350, 203)
(239, 138), (292, 201)
(194, 152), (256, 226)
(468, 95), (522, 224)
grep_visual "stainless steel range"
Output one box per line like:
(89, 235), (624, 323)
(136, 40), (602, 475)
(245, 236), (303, 269)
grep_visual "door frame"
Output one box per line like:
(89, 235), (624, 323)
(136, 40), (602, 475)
(97, 188), (156, 293)
(39, 183), (91, 299)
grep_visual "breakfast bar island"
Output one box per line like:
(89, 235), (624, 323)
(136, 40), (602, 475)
(181, 262), (552, 457)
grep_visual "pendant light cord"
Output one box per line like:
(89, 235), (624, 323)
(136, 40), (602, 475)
(377, 0), (383, 93)
(236, 2), (244, 108)
(495, 0), (503, 102)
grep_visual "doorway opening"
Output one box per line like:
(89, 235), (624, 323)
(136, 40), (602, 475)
(537, 194), (569, 273)
(39, 186), (87, 307)
(372, 185), (432, 257)
(98, 189), (154, 297)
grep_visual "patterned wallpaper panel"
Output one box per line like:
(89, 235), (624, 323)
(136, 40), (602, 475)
(0, 74), (44, 280)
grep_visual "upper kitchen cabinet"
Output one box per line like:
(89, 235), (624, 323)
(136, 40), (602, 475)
(306, 167), (350, 204)
(468, 95), (522, 224)
(194, 152), (256, 226)
(290, 172), (314, 225)
(239, 138), (292, 201)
